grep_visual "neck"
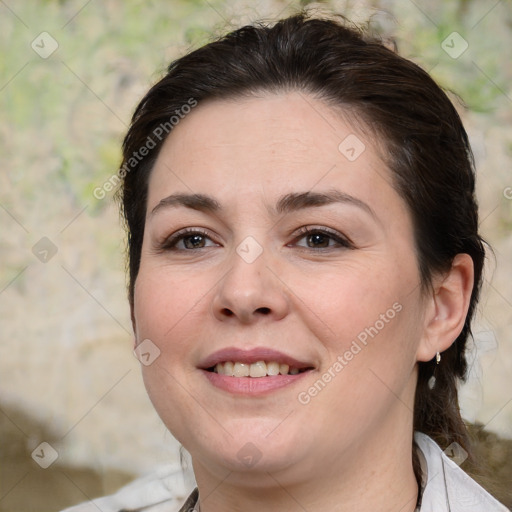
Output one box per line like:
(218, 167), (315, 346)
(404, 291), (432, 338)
(191, 410), (419, 512)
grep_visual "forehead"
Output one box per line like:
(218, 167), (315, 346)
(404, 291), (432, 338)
(147, 92), (398, 214)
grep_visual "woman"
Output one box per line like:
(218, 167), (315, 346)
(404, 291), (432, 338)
(65, 10), (509, 512)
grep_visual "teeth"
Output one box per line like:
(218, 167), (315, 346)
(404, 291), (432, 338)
(267, 362), (280, 376)
(249, 361), (267, 378)
(279, 363), (289, 375)
(212, 361), (306, 377)
(224, 361), (234, 375)
(233, 362), (250, 377)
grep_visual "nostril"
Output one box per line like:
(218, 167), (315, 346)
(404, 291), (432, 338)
(218, 307), (271, 319)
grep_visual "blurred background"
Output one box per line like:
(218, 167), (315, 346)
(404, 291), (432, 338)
(1, 0), (511, 510)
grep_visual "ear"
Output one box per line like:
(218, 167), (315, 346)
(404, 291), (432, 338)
(416, 253), (474, 362)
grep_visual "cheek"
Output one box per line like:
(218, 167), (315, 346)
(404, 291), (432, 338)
(133, 264), (203, 341)
(133, 267), (209, 438)
(132, 267), (208, 400)
(288, 259), (408, 340)
(287, 254), (423, 397)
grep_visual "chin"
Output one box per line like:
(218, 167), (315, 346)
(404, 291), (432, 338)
(190, 423), (308, 475)
(200, 444), (301, 479)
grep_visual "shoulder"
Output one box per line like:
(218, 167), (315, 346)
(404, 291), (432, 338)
(415, 432), (510, 512)
(60, 463), (195, 512)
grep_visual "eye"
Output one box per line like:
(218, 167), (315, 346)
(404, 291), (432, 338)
(291, 226), (353, 250)
(161, 228), (219, 251)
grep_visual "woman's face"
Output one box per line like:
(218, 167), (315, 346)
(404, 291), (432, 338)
(133, 92), (428, 483)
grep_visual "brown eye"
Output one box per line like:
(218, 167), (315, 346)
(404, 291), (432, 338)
(182, 234), (207, 249)
(305, 232), (330, 248)
(293, 227), (352, 250)
(161, 229), (219, 251)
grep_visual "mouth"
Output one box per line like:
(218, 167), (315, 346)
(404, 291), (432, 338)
(199, 347), (315, 375)
(206, 360), (313, 377)
(199, 347), (315, 394)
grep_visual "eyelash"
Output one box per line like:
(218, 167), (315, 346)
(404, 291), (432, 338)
(159, 228), (215, 251)
(291, 226), (353, 250)
(159, 226), (353, 252)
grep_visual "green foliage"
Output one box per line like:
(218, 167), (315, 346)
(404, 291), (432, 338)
(396, 2), (508, 113)
(0, 0), (509, 211)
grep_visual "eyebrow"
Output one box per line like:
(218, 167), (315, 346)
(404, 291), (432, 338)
(150, 190), (376, 219)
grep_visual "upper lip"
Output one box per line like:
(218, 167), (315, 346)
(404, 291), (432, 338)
(198, 347), (315, 370)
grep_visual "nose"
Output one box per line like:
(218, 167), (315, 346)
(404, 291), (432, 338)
(211, 243), (290, 324)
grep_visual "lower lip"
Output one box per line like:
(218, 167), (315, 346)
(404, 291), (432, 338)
(201, 369), (312, 395)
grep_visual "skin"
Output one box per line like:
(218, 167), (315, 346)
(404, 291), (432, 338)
(132, 92), (474, 512)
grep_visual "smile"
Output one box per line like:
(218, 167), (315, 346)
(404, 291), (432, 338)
(209, 360), (312, 377)
(199, 347), (316, 394)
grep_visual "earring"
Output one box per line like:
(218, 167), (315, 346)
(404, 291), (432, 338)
(428, 351), (441, 390)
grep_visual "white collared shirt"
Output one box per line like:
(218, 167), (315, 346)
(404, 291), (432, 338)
(414, 432), (509, 511)
(62, 432), (509, 512)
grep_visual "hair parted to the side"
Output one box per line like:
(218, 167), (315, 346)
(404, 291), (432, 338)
(116, 9), (486, 489)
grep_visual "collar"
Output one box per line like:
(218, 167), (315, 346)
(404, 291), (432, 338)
(180, 434), (508, 512)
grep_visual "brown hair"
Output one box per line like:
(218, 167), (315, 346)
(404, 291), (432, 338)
(116, 10), (486, 498)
